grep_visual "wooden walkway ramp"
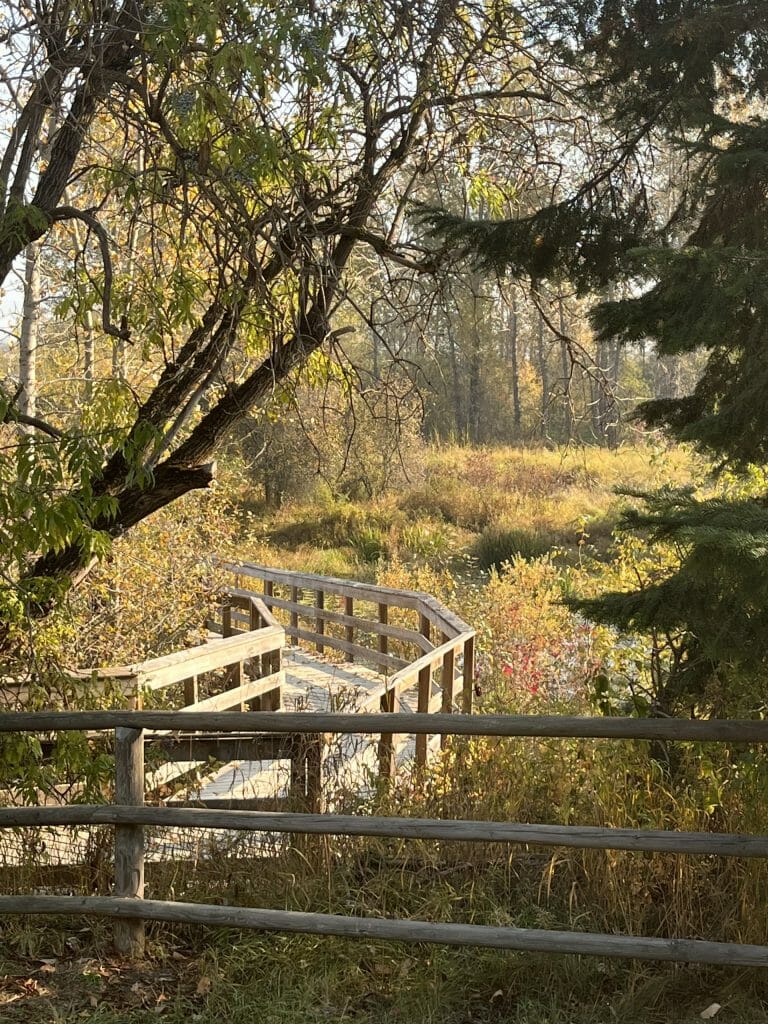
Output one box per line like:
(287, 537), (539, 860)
(0, 563), (475, 865)
(163, 647), (439, 813)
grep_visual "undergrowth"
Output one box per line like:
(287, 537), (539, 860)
(7, 443), (768, 1021)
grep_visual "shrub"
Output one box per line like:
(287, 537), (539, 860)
(472, 524), (553, 569)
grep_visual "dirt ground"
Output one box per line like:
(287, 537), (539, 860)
(0, 948), (210, 1021)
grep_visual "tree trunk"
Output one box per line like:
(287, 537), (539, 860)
(536, 306), (549, 440)
(507, 288), (521, 435)
(558, 292), (572, 443)
(606, 340), (622, 448)
(19, 243), (40, 420)
(70, 218), (96, 401)
(445, 313), (464, 439)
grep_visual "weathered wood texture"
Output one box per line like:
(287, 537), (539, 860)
(3, 896), (768, 966)
(123, 627), (284, 692)
(179, 670), (283, 713)
(113, 727), (145, 957)
(6, 710), (768, 741)
(5, 805), (768, 858)
(217, 559), (473, 639)
(223, 592), (434, 652)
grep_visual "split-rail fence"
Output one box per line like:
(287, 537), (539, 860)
(2, 563), (768, 968)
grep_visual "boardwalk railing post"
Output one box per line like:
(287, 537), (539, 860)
(419, 612), (431, 647)
(379, 687), (399, 780)
(267, 623), (282, 710)
(344, 597), (354, 661)
(378, 603), (388, 670)
(290, 586), (299, 646)
(416, 665), (431, 767)
(183, 675), (198, 706)
(315, 590), (325, 653)
(462, 635), (475, 714)
(114, 726), (145, 957)
(440, 636), (455, 749)
(249, 600), (263, 681)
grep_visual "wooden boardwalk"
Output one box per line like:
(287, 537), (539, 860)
(2, 649), (445, 867)
(164, 649), (440, 810)
(1, 563), (475, 868)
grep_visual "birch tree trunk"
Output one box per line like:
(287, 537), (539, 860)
(18, 243), (40, 420)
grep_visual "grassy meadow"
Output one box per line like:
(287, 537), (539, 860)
(6, 442), (768, 1023)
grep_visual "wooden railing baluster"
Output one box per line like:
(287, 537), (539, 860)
(183, 675), (198, 707)
(290, 586), (299, 646)
(378, 603), (388, 665)
(415, 665), (431, 767)
(419, 613), (431, 645)
(441, 636), (455, 750)
(344, 596), (354, 659)
(315, 590), (325, 653)
(462, 635), (475, 714)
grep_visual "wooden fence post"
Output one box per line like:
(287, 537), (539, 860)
(114, 726), (145, 958)
(462, 635), (475, 714)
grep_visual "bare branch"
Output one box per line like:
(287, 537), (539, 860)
(50, 205), (130, 341)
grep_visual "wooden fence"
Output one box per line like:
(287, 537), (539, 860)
(3, 708), (768, 966)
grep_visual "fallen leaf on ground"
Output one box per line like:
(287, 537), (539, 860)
(700, 1004), (721, 1019)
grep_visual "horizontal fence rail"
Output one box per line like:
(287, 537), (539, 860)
(3, 897), (768, 968)
(3, 709), (768, 741)
(3, 805), (768, 857)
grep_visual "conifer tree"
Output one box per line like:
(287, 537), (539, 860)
(426, 1), (768, 713)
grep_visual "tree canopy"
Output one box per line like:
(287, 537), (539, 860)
(0, 0), (565, 626)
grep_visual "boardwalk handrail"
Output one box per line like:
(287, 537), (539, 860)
(67, 612), (285, 700)
(217, 559), (473, 637)
(215, 560), (476, 769)
(3, 707), (768, 965)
